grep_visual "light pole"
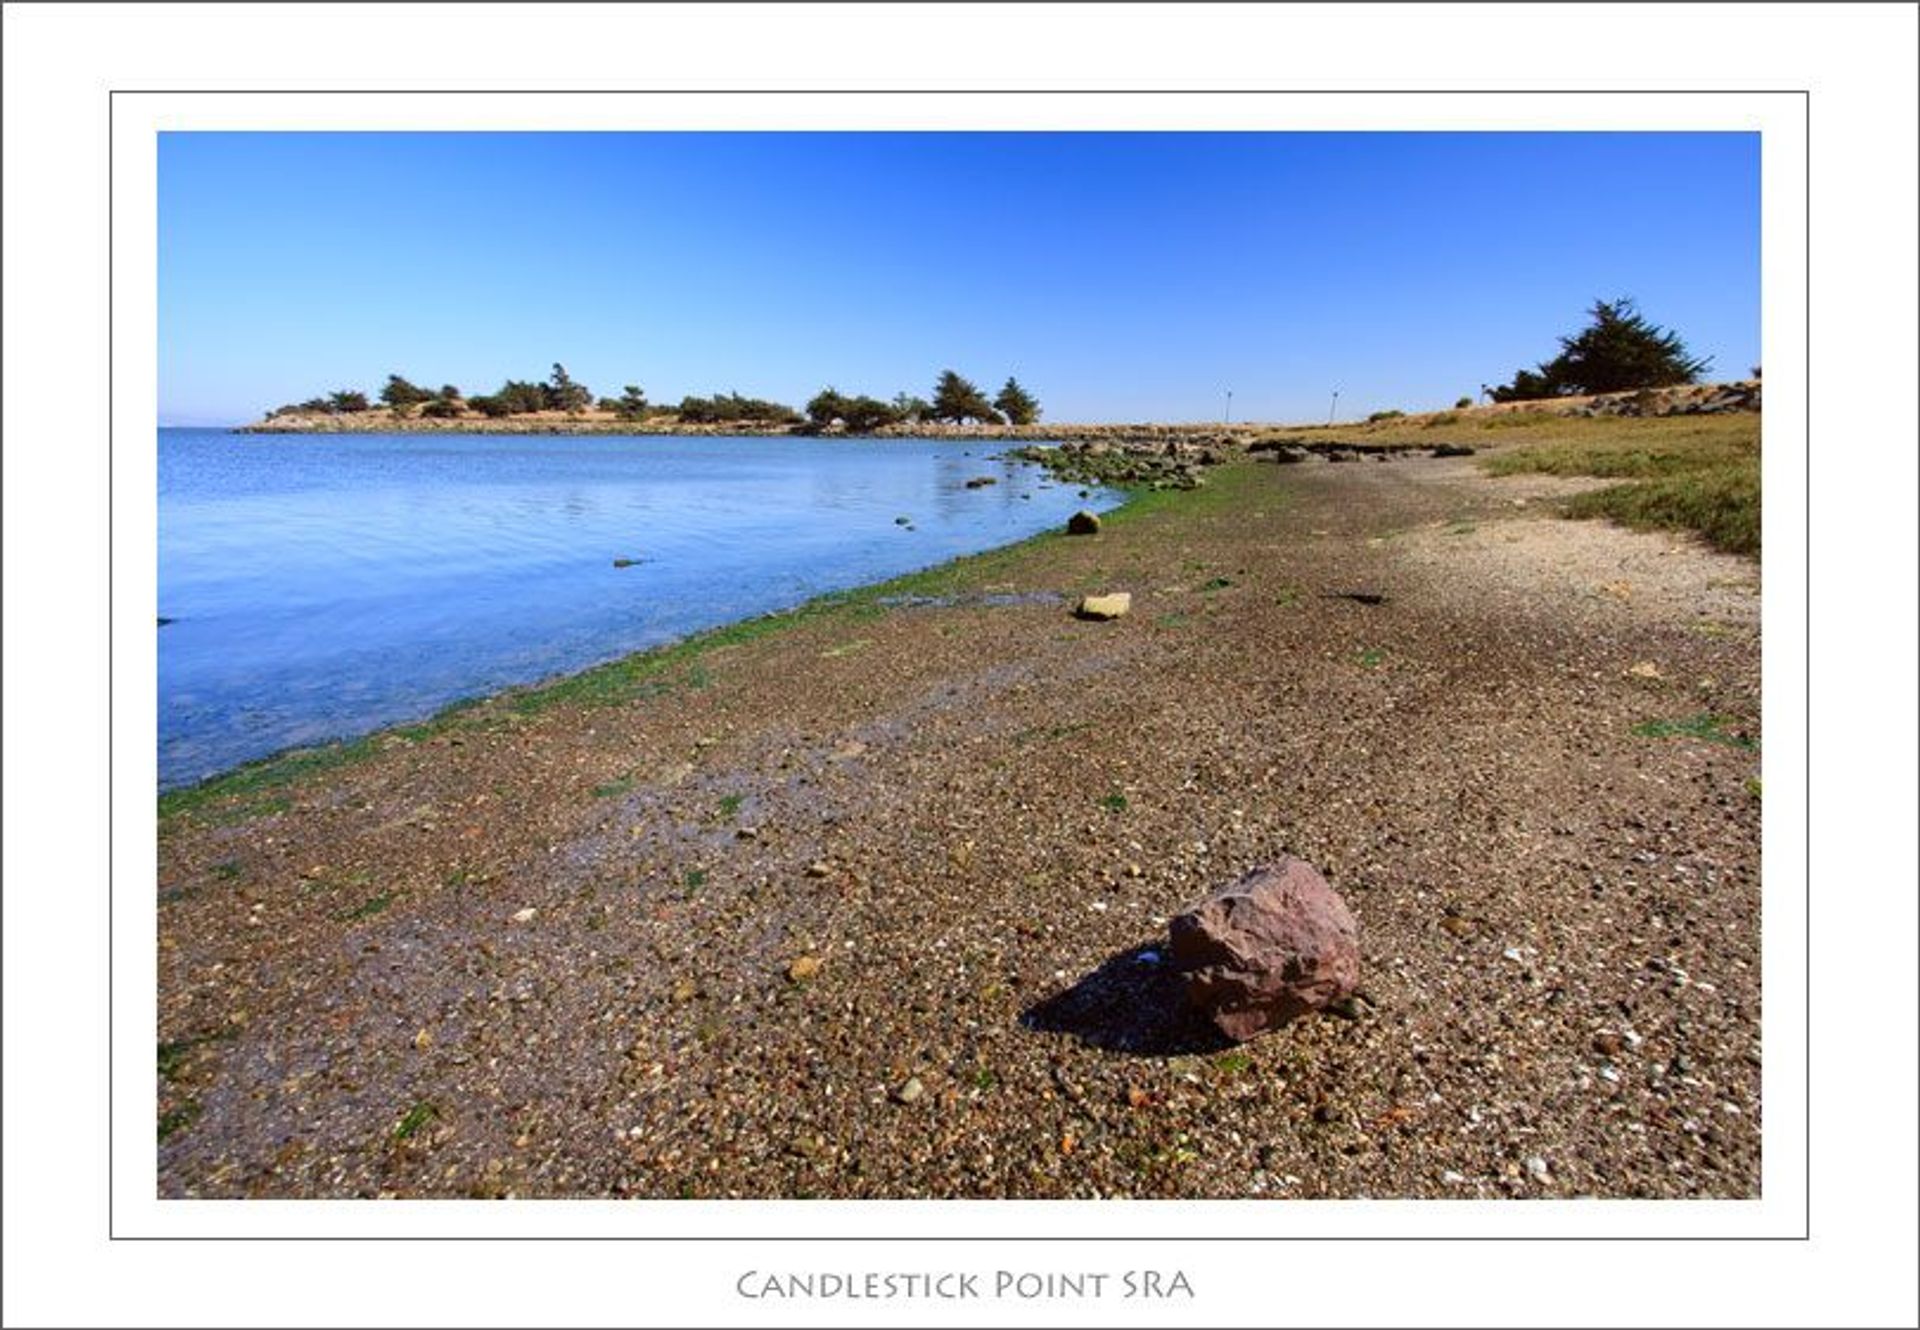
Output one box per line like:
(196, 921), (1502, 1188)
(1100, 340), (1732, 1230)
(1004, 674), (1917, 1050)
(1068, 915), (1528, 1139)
(1225, 389), (1233, 425)
(1327, 389), (1340, 426)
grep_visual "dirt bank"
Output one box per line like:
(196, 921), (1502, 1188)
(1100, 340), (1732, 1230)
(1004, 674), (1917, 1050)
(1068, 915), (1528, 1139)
(156, 453), (1761, 1199)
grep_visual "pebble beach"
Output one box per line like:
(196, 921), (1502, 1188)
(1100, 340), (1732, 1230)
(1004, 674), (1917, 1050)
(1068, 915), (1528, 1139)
(156, 446), (1762, 1200)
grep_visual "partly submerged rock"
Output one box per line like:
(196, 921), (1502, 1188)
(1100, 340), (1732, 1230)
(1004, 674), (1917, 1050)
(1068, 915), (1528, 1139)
(964, 475), (997, 488)
(1169, 858), (1360, 1040)
(1066, 510), (1102, 536)
(1074, 592), (1131, 621)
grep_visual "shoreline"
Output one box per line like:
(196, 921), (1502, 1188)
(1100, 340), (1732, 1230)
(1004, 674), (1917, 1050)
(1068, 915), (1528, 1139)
(157, 445), (1761, 1199)
(157, 480), (1163, 814)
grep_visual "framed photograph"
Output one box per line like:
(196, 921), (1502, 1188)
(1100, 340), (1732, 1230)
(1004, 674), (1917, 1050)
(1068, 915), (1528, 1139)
(5, 4), (1915, 1327)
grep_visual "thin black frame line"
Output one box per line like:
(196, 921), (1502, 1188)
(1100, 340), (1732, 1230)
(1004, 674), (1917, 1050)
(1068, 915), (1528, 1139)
(116, 88), (1797, 1243)
(108, 81), (117, 1246)
(1800, 88), (1812, 1248)
(112, 86), (1810, 95)
(12, 0), (1878, 5)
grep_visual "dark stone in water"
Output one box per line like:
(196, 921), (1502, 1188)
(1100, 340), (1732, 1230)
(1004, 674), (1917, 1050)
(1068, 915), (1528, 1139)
(612, 558), (641, 568)
(158, 616), (176, 627)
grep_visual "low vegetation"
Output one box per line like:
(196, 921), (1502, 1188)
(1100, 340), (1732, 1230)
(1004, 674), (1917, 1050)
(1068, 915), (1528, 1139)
(1477, 413), (1759, 556)
(268, 365), (1041, 434)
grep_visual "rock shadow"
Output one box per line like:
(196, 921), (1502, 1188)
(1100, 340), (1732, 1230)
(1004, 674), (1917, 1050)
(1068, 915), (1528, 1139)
(1019, 943), (1234, 1057)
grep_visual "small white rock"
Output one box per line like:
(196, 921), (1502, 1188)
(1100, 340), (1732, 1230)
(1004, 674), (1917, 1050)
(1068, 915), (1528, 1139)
(1526, 1155), (1552, 1181)
(511, 908), (537, 923)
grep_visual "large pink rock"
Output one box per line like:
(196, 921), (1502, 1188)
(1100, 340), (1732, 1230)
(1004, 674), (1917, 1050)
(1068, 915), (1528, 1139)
(1169, 858), (1360, 1040)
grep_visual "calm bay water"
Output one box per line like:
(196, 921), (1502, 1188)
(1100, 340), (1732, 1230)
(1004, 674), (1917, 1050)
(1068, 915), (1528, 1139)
(158, 429), (1111, 789)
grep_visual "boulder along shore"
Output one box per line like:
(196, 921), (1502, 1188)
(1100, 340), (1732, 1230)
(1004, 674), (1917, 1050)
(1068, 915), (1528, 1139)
(157, 444), (1761, 1199)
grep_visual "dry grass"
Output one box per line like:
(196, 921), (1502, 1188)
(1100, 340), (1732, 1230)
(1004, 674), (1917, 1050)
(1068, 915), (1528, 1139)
(1473, 415), (1759, 558)
(1290, 411), (1761, 558)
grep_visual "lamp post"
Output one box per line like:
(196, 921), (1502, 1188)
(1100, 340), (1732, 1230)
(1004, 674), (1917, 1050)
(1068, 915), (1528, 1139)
(1328, 389), (1340, 426)
(1225, 389), (1233, 425)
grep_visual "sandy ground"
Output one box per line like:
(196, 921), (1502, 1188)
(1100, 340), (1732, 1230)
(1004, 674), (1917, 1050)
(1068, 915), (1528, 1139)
(156, 454), (1761, 1199)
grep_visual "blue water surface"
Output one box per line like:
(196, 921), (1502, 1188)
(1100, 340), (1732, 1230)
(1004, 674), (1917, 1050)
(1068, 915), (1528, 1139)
(158, 429), (1112, 789)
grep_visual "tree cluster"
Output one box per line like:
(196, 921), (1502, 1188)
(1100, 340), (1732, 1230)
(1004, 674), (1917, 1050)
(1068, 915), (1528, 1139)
(805, 388), (902, 433)
(468, 364), (594, 418)
(674, 392), (804, 425)
(268, 364), (1042, 433)
(1491, 299), (1711, 402)
(803, 371), (1042, 433)
(269, 389), (371, 417)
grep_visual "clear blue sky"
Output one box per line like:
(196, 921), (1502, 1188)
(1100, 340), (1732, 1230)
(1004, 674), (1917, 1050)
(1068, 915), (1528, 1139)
(158, 131), (1759, 426)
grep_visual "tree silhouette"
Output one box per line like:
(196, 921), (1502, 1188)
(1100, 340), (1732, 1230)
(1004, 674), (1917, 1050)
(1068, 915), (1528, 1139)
(545, 363), (592, 414)
(993, 376), (1041, 426)
(380, 374), (433, 408)
(930, 370), (1000, 424)
(1492, 299), (1712, 401)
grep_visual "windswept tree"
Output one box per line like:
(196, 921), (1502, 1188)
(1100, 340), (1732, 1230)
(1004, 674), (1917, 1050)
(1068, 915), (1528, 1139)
(930, 370), (1001, 425)
(612, 384), (651, 420)
(806, 387), (852, 428)
(1491, 298), (1712, 401)
(891, 392), (932, 423)
(993, 376), (1041, 426)
(544, 363), (592, 414)
(327, 389), (371, 414)
(839, 395), (902, 433)
(808, 389), (900, 432)
(493, 379), (547, 414)
(438, 384), (462, 401)
(380, 374), (434, 409)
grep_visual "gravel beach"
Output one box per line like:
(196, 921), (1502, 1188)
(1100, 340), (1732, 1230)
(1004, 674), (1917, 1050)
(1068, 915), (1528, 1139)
(156, 451), (1762, 1199)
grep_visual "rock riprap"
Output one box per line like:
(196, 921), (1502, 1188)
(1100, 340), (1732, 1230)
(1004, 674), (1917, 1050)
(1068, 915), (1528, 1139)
(1169, 858), (1361, 1040)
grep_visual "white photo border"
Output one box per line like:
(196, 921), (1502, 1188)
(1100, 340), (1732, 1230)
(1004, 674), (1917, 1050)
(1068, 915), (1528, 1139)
(110, 87), (1807, 1245)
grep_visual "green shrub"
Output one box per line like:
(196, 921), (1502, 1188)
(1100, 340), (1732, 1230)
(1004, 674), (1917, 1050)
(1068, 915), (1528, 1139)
(677, 393), (802, 425)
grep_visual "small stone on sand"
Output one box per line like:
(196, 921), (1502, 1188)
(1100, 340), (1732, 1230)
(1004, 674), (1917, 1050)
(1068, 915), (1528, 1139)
(1075, 592), (1131, 621)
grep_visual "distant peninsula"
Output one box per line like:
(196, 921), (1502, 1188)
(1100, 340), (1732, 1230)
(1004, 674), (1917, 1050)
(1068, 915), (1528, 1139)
(241, 365), (1048, 438)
